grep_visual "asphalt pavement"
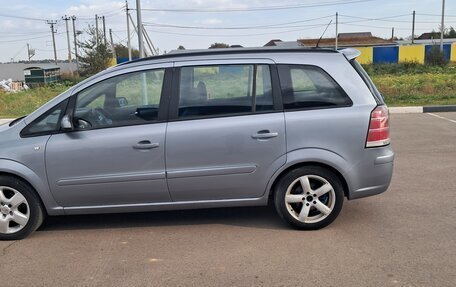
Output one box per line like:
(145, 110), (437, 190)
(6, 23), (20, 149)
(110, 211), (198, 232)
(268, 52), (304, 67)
(0, 113), (455, 287)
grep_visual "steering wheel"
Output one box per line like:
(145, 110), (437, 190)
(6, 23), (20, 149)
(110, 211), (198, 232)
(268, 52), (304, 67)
(93, 108), (113, 126)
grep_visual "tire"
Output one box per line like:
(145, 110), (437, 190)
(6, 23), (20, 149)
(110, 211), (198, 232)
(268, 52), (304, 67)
(0, 176), (45, 240)
(274, 166), (344, 230)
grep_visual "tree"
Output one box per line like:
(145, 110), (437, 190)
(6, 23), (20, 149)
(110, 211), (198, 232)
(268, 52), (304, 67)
(177, 45), (186, 50)
(446, 27), (456, 38)
(209, 43), (230, 49)
(114, 44), (140, 59)
(78, 25), (113, 76)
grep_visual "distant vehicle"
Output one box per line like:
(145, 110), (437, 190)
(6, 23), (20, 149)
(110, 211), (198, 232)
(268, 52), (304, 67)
(0, 47), (394, 240)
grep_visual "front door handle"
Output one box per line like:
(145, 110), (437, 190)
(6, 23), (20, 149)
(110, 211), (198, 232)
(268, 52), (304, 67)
(132, 140), (160, 150)
(251, 130), (279, 140)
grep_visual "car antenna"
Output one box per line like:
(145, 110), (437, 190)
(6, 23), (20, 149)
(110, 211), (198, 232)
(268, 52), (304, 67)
(316, 20), (333, 48)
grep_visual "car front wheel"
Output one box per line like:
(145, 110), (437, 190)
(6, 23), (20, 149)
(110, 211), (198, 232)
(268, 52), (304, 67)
(274, 166), (344, 230)
(0, 176), (44, 240)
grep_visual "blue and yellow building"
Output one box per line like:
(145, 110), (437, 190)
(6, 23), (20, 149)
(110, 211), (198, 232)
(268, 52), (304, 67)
(293, 33), (456, 64)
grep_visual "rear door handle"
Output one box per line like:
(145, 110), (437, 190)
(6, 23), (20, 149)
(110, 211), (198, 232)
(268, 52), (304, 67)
(132, 140), (160, 150)
(251, 130), (279, 140)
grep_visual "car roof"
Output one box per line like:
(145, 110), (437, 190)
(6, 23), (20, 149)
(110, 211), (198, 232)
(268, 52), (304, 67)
(119, 47), (339, 67)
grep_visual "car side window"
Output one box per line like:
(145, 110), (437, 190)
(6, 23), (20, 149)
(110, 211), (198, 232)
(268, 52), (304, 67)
(21, 99), (69, 137)
(177, 64), (274, 119)
(255, 65), (274, 112)
(278, 65), (352, 110)
(74, 69), (165, 130)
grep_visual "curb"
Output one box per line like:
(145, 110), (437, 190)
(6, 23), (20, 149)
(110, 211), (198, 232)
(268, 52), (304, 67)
(0, 119), (13, 125)
(389, 105), (456, 114)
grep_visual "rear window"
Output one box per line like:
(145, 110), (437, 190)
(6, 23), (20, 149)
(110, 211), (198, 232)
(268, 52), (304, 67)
(278, 65), (352, 110)
(350, 60), (384, 104)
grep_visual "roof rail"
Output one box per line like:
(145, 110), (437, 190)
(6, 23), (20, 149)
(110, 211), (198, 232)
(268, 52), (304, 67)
(119, 47), (339, 66)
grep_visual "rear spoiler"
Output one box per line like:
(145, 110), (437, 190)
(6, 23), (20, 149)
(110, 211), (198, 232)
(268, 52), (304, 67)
(339, 48), (361, 61)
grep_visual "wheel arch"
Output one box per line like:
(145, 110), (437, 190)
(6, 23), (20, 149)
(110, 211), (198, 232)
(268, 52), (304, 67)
(0, 159), (63, 215)
(266, 149), (352, 202)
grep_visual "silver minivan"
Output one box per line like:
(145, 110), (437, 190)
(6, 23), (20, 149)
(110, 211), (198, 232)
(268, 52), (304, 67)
(0, 48), (394, 240)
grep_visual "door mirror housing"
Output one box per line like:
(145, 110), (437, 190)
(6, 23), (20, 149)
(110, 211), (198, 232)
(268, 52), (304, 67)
(61, 115), (74, 131)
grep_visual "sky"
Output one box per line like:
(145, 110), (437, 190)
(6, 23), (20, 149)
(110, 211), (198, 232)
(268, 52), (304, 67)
(0, 0), (455, 62)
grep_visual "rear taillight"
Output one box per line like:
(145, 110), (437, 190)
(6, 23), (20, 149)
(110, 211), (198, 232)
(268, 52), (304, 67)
(366, 105), (390, 148)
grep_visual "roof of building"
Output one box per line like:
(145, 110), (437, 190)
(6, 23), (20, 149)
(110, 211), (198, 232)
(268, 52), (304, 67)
(396, 38), (456, 45)
(23, 64), (60, 70)
(264, 39), (283, 46)
(338, 32), (373, 39)
(263, 40), (303, 48)
(298, 32), (394, 48)
(417, 32), (442, 40)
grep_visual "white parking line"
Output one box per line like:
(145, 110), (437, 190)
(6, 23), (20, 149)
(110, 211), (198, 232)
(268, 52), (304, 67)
(427, 113), (456, 124)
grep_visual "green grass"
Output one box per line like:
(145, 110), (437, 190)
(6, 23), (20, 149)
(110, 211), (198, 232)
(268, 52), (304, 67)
(0, 84), (71, 118)
(365, 64), (456, 107)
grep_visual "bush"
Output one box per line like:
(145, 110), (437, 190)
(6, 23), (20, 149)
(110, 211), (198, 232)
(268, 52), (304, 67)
(362, 62), (452, 76)
(425, 46), (448, 66)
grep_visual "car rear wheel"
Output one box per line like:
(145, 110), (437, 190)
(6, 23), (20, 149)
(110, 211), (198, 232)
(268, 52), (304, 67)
(274, 166), (344, 230)
(0, 176), (44, 240)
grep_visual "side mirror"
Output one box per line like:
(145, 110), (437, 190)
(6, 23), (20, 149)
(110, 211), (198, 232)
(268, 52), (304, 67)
(61, 115), (74, 131)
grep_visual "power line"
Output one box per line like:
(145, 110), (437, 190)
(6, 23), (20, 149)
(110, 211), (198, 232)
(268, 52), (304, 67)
(340, 14), (448, 24)
(143, 15), (334, 30)
(142, 13), (446, 31)
(135, 0), (377, 12)
(144, 22), (333, 30)
(0, 32), (49, 39)
(340, 23), (432, 31)
(74, 6), (125, 19)
(10, 44), (28, 61)
(0, 13), (46, 21)
(416, 13), (456, 18)
(144, 24), (329, 37)
(0, 33), (64, 43)
(34, 47), (67, 52)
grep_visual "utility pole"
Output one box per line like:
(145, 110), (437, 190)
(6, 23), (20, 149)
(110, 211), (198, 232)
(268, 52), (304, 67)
(27, 43), (31, 61)
(71, 16), (80, 73)
(335, 12), (338, 50)
(95, 14), (99, 45)
(136, 0), (145, 58)
(109, 28), (117, 60)
(411, 11), (416, 44)
(391, 27), (395, 41)
(126, 1), (132, 60)
(27, 43), (30, 61)
(102, 16), (107, 45)
(62, 15), (72, 61)
(129, 14), (148, 56)
(47, 20), (58, 65)
(440, 0), (446, 52)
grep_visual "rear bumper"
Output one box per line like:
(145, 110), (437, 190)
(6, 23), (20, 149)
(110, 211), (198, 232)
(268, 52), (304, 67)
(347, 145), (394, 200)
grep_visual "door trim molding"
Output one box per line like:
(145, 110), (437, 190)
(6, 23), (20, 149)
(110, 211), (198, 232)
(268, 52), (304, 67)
(167, 165), (257, 179)
(57, 172), (165, 186)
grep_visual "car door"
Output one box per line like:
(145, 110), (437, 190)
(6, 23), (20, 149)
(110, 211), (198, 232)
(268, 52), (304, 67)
(166, 59), (286, 201)
(45, 65), (172, 208)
